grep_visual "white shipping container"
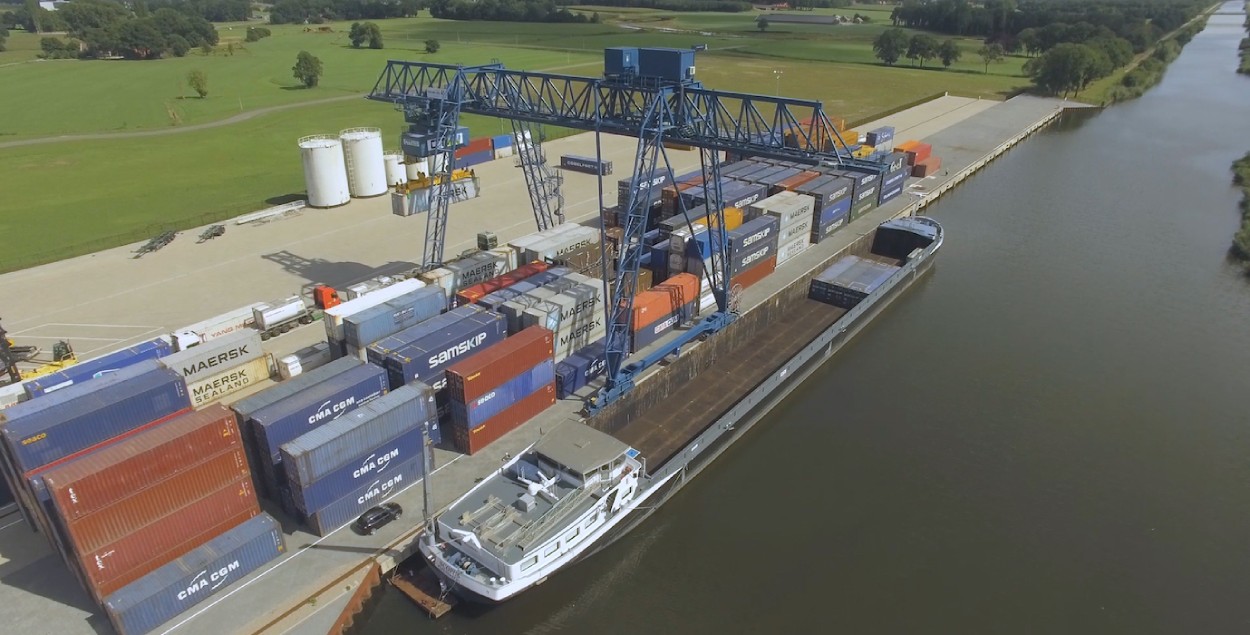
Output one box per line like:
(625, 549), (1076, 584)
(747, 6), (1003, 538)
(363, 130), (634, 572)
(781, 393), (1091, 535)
(489, 247), (518, 271)
(494, 146), (514, 159)
(187, 356), (271, 407)
(323, 278), (426, 343)
(668, 223), (707, 254)
(779, 217), (813, 245)
(160, 330), (264, 386)
(776, 235), (811, 265)
(170, 303), (266, 351)
(522, 226), (600, 264)
(277, 342), (332, 380)
(0, 382), (26, 410)
(508, 223), (580, 258)
(418, 268), (455, 302)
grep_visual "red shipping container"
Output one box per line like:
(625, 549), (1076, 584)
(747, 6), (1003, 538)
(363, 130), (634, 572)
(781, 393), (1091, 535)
(454, 137), (492, 159)
(455, 261), (550, 307)
(451, 383), (557, 455)
(77, 476), (259, 601)
(629, 291), (672, 331)
(651, 273), (699, 312)
(42, 405), (242, 522)
(62, 447), (251, 554)
(446, 326), (555, 403)
(774, 171), (821, 193)
(731, 255), (777, 290)
(905, 142), (933, 166)
(911, 156), (942, 178)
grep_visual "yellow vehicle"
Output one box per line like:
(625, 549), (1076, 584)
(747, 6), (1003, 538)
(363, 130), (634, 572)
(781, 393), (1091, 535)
(0, 319), (77, 385)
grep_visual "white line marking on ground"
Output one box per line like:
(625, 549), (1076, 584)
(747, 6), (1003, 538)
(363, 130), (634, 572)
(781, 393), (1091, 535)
(0, 518), (27, 531)
(159, 454), (465, 635)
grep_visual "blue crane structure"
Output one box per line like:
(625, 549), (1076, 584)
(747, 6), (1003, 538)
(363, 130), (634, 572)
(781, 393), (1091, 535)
(367, 47), (876, 411)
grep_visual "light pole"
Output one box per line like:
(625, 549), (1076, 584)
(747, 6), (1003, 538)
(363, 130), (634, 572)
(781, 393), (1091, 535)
(772, 69), (783, 97)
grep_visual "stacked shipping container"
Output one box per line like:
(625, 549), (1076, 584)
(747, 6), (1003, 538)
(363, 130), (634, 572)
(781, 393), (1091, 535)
(158, 330), (270, 407)
(445, 327), (557, 454)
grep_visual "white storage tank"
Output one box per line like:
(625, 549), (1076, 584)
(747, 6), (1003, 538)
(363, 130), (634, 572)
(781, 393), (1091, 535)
(299, 135), (350, 208)
(339, 127), (387, 198)
(384, 151), (406, 188)
(404, 156), (429, 181)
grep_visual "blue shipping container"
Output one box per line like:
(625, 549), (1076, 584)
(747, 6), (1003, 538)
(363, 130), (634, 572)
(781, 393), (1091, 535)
(304, 454), (423, 536)
(288, 424), (425, 514)
(811, 196), (853, 243)
(449, 359), (555, 429)
(368, 305), (474, 362)
(343, 286), (446, 349)
(282, 384), (436, 488)
(23, 339), (173, 399)
(0, 360), (189, 474)
(232, 357), (363, 423)
(878, 182), (904, 206)
(103, 514), (286, 635)
(631, 302), (696, 352)
(637, 47), (695, 83)
(381, 312), (506, 389)
(554, 361), (579, 399)
(491, 134), (513, 149)
(250, 363), (389, 468)
(458, 150), (493, 167)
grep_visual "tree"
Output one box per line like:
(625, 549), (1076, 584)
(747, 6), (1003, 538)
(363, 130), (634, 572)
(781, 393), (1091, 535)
(0, 28), (7, 53)
(348, 22), (364, 48)
(756, 16), (768, 32)
(977, 42), (1005, 73)
(293, 50), (323, 88)
(167, 33), (189, 57)
(200, 41), (213, 55)
(873, 28), (910, 66)
(367, 23), (383, 49)
(188, 69), (208, 98)
(424, 39), (439, 54)
(907, 34), (940, 68)
(1017, 28), (1042, 57)
(1028, 43), (1100, 97)
(938, 39), (962, 68)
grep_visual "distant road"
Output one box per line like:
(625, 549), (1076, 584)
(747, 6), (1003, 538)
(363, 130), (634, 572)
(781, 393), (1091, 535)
(0, 94), (364, 150)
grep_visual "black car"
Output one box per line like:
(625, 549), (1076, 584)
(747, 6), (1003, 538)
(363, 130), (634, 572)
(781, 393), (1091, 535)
(355, 502), (403, 535)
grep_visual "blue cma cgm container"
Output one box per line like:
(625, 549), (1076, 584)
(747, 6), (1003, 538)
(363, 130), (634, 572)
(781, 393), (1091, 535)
(343, 286), (446, 353)
(554, 340), (606, 398)
(304, 455), (423, 536)
(281, 384), (437, 488)
(23, 339), (173, 399)
(288, 424), (426, 515)
(449, 359), (555, 429)
(0, 360), (189, 474)
(249, 363), (389, 479)
(379, 311), (506, 390)
(102, 514), (286, 635)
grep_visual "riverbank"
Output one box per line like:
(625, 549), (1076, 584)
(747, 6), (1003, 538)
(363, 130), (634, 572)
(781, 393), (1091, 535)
(1095, 9), (1214, 104)
(1230, 152), (1250, 265)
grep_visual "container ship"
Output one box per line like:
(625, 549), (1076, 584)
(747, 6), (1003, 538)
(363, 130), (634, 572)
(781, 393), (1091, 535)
(418, 217), (942, 602)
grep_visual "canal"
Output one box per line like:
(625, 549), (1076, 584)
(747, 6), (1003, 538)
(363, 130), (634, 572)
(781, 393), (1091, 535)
(360, 6), (1250, 633)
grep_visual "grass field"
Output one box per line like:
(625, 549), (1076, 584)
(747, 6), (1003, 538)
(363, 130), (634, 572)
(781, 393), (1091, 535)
(0, 8), (1034, 271)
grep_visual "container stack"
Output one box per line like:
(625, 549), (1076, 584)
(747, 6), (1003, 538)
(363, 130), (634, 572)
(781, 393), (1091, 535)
(896, 140), (942, 178)
(724, 215), (780, 290)
(455, 261), (551, 307)
(158, 330), (271, 407)
(877, 152), (911, 206)
(827, 168), (880, 221)
(367, 304), (507, 393)
(796, 174), (854, 245)
(280, 384), (437, 535)
(323, 278), (427, 357)
(419, 250), (513, 300)
(454, 137), (493, 167)
(341, 286), (446, 361)
(554, 340), (607, 399)
(23, 338), (173, 399)
(497, 272), (603, 362)
(492, 134), (513, 160)
(864, 126), (895, 153)
(103, 514), (286, 635)
(445, 327), (557, 455)
(240, 361), (390, 505)
(809, 255), (902, 309)
(745, 191), (816, 267)
(630, 273), (700, 352)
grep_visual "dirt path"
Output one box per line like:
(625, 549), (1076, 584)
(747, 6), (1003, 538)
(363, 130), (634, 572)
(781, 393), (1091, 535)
(0, 93), (364, 149)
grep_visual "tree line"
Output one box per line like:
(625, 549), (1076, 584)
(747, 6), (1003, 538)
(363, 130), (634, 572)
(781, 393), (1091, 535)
(890, 0), (1202, 42)
(19, 0), (221, 60)
(2, 0), (248, 33)
(567, 0), (752, 12)
(268, 0), (422, 25)
(427, 0), (592, 22)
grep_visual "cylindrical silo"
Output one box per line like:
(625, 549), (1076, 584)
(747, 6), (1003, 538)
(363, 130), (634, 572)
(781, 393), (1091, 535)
(404, 156), (428, 181)
(384, 151), (406, 188)
(298, 135), (350, 208)
(339, 127), (387, 198)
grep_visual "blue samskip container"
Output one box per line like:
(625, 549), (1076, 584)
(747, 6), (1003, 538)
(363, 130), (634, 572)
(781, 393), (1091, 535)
(810, 196), (853, 243)
(878, 182), (904, 206)
(380, 312), (507, 390)
(630, 301), (695, 352)
(281, 384), (437, 488)
(102, 514), (286, 635)
(449, 359), (555, 429)
(368, 305), (488, 363)
(249, 363), (389, 470)
(0, 360), (189, 474)
(304, 455), (423, 537)
(288, 424), (425, 514)
(343, 286), (446, 350)
(23, 339), (173, 399)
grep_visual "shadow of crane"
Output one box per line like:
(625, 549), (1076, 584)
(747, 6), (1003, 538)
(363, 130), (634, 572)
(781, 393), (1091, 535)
(260, 250), (419, 292)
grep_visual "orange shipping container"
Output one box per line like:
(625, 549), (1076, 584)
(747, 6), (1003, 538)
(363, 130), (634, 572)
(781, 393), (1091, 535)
(911, 156), (942, 178)
(651, 273), (700, 313)
(775, 171), (822, 193)
(629, 291), (673, 331)
(731, 255), (777, 290)
(910, 142), (932, 164)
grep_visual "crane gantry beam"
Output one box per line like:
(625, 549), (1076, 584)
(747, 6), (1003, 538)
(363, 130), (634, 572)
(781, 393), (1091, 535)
(367, 52), (873, 411)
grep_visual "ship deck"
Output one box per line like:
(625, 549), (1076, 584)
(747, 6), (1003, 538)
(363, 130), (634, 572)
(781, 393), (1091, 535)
(613, 254), (903, 470)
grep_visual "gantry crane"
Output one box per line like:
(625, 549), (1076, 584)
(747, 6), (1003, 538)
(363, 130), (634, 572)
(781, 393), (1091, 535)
(368, 47), (874, 411)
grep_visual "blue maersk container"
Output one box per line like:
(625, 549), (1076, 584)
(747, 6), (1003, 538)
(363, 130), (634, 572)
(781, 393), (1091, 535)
(287, 424), (425, 514)
(449, 359), (555, 429)
(0, 360), (189, 474)
(380, 312), (507, 390)
(281, 384), (437, 488)
(249, 363), (389, 472)
(304, 455), (424, 537)
(23, 339), (173, 399)
(342, 286), (446, 352)
(102, 514), (286, 635)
